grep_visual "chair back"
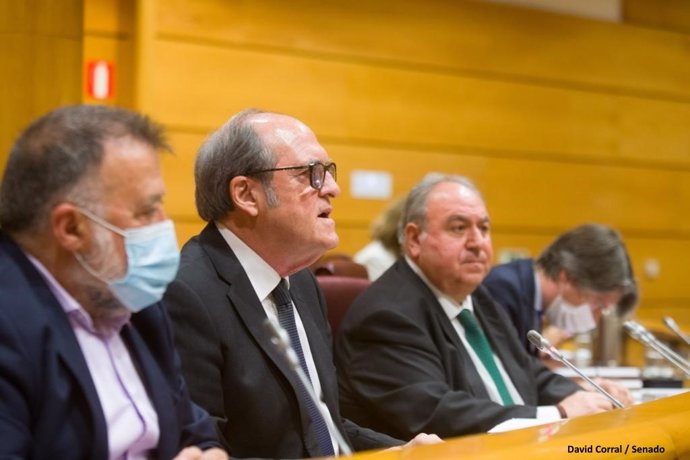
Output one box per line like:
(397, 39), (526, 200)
(316, 276), (371, 333)
(310, 254), (369, 279)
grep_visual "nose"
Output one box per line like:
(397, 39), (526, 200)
(465, 226), (481, 247)
(320, 169), (340, 198)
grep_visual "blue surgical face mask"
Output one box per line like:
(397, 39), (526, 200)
(74, 208), (180, 312)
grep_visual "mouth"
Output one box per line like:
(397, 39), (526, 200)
(318, 207), (333, 219)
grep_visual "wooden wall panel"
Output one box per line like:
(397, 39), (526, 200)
(162, 135), (690, 235)
(82, 0), (135, 107)
(624, 0), (690, 35)
(110, 0), (690, 318)
(150, 42), (690, 168)
(155, 0), (690, 100)
(1, 0), (82, 172)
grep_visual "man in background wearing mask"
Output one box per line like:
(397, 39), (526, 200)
(0, 105), (226, 459)
(335, 174), (632, 441)
(482, 223), (638, 356)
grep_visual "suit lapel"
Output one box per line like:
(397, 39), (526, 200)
(399, 259), (491, 399)
(121, 316), (176, 460)
(1, 233), (108, 458)
(198, 225), (319, 445)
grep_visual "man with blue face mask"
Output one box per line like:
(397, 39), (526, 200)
(483, 224), (638, 357)
(0, 105), (227, 460)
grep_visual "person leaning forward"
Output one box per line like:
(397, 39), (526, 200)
(0, 105), (226, 460)
(334, 173), (632, 441)
(163, 109), (440, 458)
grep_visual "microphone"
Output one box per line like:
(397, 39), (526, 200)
(263, 318), (353, 456)
(623, 320), (690, 378)
(527, 330), (624, 409)
(663, 316), (690, 348)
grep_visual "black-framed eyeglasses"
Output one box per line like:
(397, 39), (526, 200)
(246, 161), (337, 190)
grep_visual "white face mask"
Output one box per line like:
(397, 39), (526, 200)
(545, 294), (596, 334)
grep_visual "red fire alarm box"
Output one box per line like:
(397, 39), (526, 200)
(86, 60), (114, 100)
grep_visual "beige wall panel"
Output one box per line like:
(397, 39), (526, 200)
(82, 35), (135, 107)
(84, 0), (135, 35)
(160, 131), (202, 220)
(161, 132), (690, 308)
(326, 144), (690, 233)
(150, 42), (690, 167)
(2, 34), (82, 168)
(160, 134), (690, 235)
(1, 0), (82, 35)
(173, 220), (207, 249)
(155, 0), (690, 100)
(625, 0), (690, 35)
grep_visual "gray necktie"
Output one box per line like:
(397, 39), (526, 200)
(272, 279), (335, 456)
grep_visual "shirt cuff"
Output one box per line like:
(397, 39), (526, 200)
(536, 405), (563, 421)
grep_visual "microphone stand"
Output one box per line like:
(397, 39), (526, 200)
(527, 330), (624, 409)
(623, 320), (690, 378)
(663, 316), (690, 348)
(264, 319), (353, 456)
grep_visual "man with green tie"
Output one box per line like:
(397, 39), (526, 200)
(335, 173), (630, 440)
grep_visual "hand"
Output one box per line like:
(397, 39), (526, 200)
(386, 433), (443, 451)
(557, 390), (614, 418)
(172, 446), (228, 460)
(590, 378), (634, 407)
(542, 325), (573, 348)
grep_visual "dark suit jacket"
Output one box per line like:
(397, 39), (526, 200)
(482, 259), (541, 355)
(334, 258), (580, 440)
(163, 223), (400, 459)
(0, 231), (219, 460)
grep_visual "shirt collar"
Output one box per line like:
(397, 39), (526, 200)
(404, 256), (474, 320)
(215, 221), (284, 301)
(24, 251), (129, 336)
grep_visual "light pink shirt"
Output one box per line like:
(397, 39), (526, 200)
(27, 253), (160, 460)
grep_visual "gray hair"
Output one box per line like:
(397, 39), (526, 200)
(0, 105), (168, 234)
(399, 173), (483, 244)
(194, 108), (278, 221)
(536, 223), (638, 314)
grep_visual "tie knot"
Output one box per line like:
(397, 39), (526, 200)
(272, 279), (292, 309)
(457, 309), (480, 332)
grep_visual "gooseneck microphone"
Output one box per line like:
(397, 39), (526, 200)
(623, 320), (690, 378)
(263, 318), (353, 456)
(526, 330), (624, 409)
(662, 316), (690, 348)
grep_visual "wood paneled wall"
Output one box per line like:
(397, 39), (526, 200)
(0, 0), (83, 168)
(81, 0), (690, 322)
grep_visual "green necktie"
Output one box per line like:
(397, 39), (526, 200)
(457, 309), (514, 405)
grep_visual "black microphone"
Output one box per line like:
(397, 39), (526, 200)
(663, 316), (690, 348)
(263, 318), (353, 456)
(527, 330), (624, 409)
(623, 320), (690, 378)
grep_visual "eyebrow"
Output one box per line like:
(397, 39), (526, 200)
(446, 215), (490, 224)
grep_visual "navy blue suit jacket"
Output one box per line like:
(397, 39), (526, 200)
(482, 259), (542, 355)
(0, 231), (220, 459)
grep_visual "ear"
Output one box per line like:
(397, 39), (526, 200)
(229, 176), (261, 217)
(51, 203), (90, 251)
(403, 222), (423, 259)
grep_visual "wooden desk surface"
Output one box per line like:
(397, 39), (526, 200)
(347, 391), (690, 459)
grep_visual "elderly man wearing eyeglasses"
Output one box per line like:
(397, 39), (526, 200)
(163, 109), (440, 459)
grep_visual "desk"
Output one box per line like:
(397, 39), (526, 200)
(349, 391), (690, 459)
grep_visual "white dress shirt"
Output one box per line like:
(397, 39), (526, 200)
(216, 222), (340, 453)
(406, 257), (561, 422)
